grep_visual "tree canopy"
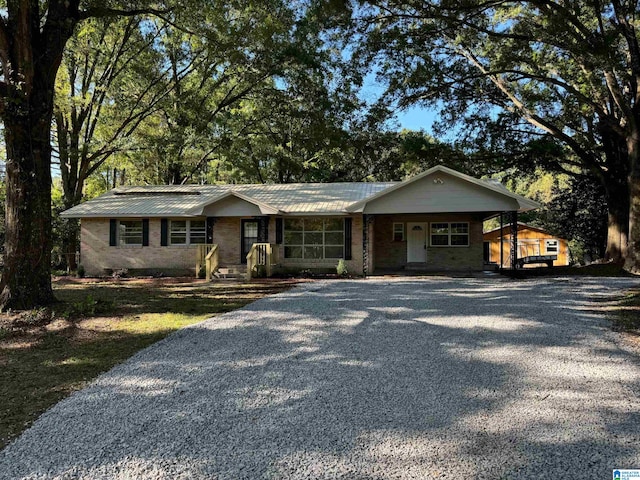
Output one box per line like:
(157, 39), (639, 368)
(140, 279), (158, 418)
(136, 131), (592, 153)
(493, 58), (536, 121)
(350, 0), (640, 269)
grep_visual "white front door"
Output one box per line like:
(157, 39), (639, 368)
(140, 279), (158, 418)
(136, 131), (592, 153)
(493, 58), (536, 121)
(407, 222), (427, 263)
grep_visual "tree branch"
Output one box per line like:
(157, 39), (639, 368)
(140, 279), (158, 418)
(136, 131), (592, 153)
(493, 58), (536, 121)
(78, 7), (172, 21)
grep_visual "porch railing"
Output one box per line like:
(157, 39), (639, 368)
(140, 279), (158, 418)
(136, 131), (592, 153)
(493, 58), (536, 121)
(196, 244), (218, 280)
(246, 243), (279, 281)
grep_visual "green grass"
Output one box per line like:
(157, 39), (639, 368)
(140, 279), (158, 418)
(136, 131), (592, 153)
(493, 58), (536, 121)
(610, 288), (640, 332)
(0, 277), (296, 449)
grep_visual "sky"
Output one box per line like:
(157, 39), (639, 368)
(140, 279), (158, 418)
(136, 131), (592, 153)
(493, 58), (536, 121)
(394, 106), (438, 132)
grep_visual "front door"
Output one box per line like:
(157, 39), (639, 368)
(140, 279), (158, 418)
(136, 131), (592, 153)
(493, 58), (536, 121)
(241, 220), (259, 263)
(407, 222), (427, 263)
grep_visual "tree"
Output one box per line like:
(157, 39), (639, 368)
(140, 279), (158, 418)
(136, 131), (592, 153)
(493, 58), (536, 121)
(352, 0), (640, 271)
(54, 15), (169, 270)
(0, 1), (169, 309)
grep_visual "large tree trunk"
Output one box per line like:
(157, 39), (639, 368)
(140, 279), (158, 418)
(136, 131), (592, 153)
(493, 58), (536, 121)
(600, 124), (631, 262)
(624, 131), (640, 274)
(0, 94), (56, 308)
(603, 178), (630, 262)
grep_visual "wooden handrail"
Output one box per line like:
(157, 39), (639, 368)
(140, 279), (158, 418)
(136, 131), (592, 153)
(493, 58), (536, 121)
(205, 244), (219, 280)
(196, 243), (218, 279)
(245, 243), (278, 280)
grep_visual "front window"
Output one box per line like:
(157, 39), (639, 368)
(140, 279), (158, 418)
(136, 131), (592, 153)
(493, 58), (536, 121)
(430, 222), (469, 247)
(190, 220), (206, 244)
(392, 223), (405, 241)
(119, 220), (143, 246)
(284, 218), (344, 259)
(170, 220), (206, 245)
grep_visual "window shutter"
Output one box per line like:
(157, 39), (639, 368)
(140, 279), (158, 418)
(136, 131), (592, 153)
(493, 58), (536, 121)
(258, 217), (269, 243)
(206, 217), (215, 244)
(109, 219), (117, 246)
(276, 218), (283, 244)
(344, 217), (352, 260)
(160, 219), (168, 246)
(142, 219), (149, 246)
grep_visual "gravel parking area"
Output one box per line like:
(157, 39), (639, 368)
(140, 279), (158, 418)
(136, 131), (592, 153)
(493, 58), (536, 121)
(2, 276), (640, 479)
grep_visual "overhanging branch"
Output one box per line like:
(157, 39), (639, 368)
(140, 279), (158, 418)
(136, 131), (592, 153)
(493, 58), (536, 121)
(78, 7), (172, 21)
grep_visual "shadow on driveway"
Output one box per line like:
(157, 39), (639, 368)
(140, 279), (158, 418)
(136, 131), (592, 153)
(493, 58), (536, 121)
(1, 277), (639, 479)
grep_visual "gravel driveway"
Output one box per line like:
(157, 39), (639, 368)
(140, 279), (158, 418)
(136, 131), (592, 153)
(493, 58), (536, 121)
(2, 276), (640, 479)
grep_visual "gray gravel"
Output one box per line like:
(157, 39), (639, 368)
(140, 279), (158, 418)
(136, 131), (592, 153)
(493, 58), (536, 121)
(2, 276), (640, 479)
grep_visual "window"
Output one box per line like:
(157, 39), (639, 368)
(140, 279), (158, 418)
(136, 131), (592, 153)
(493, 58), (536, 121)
(190, 220), (206, 244)
(430, 222), (469, 247)
(392, 223), (404, 241)
(545, 239), (558, 254)
(119, 220), (143, 246)
(284, 218), (344, 259)
(170, 220), (206, 245)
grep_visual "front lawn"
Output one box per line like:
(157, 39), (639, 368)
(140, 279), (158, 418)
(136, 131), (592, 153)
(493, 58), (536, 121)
(610, 287), (640, 332)
(0, 277), (297, 450)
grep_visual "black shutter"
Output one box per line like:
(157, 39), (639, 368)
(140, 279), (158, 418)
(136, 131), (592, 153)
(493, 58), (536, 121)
(258, 217), (269, 243)
(160, 219), (168, 246)
(206, 217), (215, 244)
(109, 219), (117, 246)
(276, 218), (283, 244)
(344, 217), (352, 260)
(142, 219), (149, 246)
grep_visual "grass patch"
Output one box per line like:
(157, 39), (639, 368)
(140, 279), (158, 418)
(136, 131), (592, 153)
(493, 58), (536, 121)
(0, 277), (297, 450)
(610, 288), (640, 332)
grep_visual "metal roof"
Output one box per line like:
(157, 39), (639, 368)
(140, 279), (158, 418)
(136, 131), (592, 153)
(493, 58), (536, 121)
(60, 166), (541, 218)
(61, 182), (398, 218)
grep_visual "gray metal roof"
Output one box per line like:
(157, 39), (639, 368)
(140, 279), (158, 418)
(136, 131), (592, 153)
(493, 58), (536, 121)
(60, 166), (540, 219)
(61, 182), (398, 218)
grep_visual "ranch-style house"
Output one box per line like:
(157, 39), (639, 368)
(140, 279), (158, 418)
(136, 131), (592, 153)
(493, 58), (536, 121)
(61, 165), (540, 278)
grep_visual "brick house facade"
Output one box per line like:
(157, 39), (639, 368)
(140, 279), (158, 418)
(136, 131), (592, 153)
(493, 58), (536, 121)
(63, 166), (539, 277)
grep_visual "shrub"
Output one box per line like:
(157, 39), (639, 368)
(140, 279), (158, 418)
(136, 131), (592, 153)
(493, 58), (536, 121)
(111, 268), (129, 279)
(299, 269), (313, 278)
(336, 259), (349, 277)
(76, 264), (85, 278)
(256, 264), (267, 278)
(63, 294), (114, 319)
(197, 266), (206, 279)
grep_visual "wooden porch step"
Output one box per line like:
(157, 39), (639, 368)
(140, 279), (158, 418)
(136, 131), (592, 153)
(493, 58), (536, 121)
(213, 264), (246, 279)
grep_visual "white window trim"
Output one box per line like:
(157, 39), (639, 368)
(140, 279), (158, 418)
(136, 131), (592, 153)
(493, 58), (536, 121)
(429, 222), (470, 247)
(118, 220), (143, 247)
(284, 218), (345, 260)
(392, 222), (405, 241)
(169, 219), (206, 246)
(544, 239), (559, 254)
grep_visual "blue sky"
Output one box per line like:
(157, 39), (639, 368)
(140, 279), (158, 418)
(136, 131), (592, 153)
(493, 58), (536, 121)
(394, 105), (438, 132)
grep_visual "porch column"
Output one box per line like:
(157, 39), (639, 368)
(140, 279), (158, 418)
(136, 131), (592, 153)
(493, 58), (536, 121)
(510, 211), (518, 269)
(362, 214), (374, 276)
(499, 212), (504, 270)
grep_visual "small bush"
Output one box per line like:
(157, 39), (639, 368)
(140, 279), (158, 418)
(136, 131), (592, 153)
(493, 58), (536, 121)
(197, 266), (206, 279)
(76, 264), (85, 278)
(336, 259), (349, 277)
(63, 294), (114, 319)
(111, 268), (129, 279)
(299, 269), (314, 278)
(256, 264), (267, 278)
